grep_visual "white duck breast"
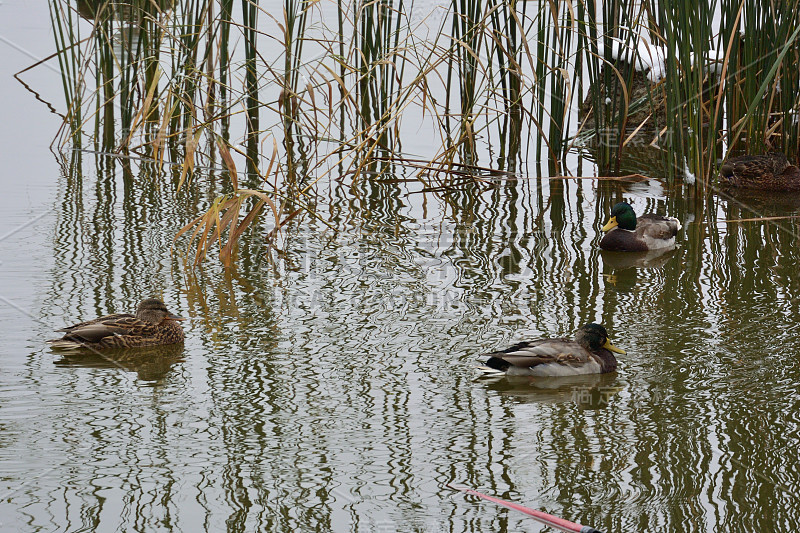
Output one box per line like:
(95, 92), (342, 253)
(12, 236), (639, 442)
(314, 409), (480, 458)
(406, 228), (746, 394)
(506, 360), (603, 377)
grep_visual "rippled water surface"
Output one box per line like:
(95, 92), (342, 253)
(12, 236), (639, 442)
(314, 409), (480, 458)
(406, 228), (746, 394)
(3, 3), (800, 533)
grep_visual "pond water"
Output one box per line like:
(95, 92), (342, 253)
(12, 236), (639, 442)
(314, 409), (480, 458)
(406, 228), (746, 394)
(2, 2), (800, 532)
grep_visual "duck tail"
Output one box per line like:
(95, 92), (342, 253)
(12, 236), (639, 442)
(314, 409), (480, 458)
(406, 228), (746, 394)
(483, 356), (510, 372)
(47, 339), (86, 350)
(473, 355), (511, 376)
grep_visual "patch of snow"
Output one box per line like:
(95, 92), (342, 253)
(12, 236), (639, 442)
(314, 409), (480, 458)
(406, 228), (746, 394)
(608, 32), (667, 83)
(683, 157), (696, 185)
(702, 47), (725, 76)
(604, 25), (729, 82)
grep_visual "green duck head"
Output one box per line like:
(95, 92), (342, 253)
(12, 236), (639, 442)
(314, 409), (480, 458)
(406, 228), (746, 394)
(575, 323), (626, 354)
(137, 298), (185, 324)
(602, 202), (637, 231)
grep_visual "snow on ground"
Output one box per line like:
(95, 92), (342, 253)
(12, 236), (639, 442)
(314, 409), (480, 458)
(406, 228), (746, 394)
(605, 25), (727, 82)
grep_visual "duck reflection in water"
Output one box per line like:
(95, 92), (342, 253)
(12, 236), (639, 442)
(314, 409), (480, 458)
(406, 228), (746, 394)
(54, 343), (185, 382)
(483, 373), (622, 409)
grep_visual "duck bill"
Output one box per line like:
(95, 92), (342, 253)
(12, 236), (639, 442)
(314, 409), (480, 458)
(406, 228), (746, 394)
(166, 312), (186, 321)
(601, 217), (618, 232)
(603, 338), (626, 354)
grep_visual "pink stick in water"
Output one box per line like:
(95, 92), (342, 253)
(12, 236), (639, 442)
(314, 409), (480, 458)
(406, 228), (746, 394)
(446, 484), (604, 533)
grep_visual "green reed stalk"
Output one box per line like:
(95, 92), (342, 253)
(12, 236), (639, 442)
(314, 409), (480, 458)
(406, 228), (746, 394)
(533, 1), (547, 163)
(337, 0), (347, 141)
(658, 0), (710, 186)
(548, 0), (574, 169)
(218, 0), (234, 136)
(729, 0), (800, 156)
(576, 0), (602, 161)
(96, 11), (116, 150)
(49, 0), (83, 148)
(451, 0), (482, 163)
(486, 0), (522, 170)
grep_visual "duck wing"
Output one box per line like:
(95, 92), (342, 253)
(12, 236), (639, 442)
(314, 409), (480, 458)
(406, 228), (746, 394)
(485, 338), (591, 369)
(636, 214), (681, 240)
(56, 313), (135, 333)
(55, 315), (152, 343)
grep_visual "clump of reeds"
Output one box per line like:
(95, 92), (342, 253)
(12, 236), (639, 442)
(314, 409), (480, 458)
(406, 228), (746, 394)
(42, 0), (800, 264)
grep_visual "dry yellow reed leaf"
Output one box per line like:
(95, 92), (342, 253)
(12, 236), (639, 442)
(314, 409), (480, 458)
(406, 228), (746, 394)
(179, 128), (203, 191)
(216, 137), (238, 191)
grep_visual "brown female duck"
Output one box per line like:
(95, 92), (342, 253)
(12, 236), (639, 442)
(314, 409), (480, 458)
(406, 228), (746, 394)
(48, 298), (185, 350)
(719, 152), (800, 191)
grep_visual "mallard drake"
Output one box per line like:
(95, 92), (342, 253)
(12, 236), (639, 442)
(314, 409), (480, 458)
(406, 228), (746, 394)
(48, 298), (185, 350)
(599, 202), (681, 252)
(719, 152), (800, 191)
(476, 323), (625, 377)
